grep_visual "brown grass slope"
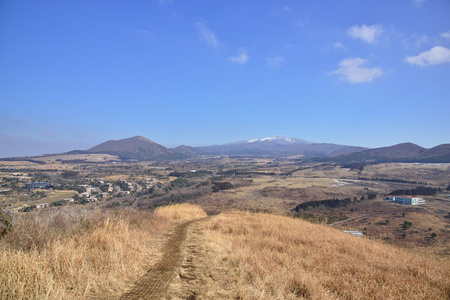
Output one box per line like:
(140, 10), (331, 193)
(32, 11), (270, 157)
(202, 211), (450, 299)
(0, 204), (207, 300)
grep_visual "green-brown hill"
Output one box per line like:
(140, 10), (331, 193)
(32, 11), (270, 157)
(330, 142), (450, 163)
(87, 136), (186, 161)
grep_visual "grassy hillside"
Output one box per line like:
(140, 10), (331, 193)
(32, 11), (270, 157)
(202, 211), (450, 299)
(2, 205), (449, 299)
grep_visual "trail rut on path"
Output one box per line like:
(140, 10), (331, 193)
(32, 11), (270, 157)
(120, 219), (201, 300)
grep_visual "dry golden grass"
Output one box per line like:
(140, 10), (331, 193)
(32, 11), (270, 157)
(0, 207), (169, 299)
(0, 160), (38, 166)
(154, 203), (208, 221)
(103, 175), (129, 181)
(203, 211), (450, 299)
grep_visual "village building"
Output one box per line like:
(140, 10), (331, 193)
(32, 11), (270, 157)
(61, 198), (74, 204)
(127, 182), (134, 190)
(79, 192), (90, 198)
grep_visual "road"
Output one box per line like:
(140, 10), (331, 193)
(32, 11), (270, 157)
(328, 213), (377, 226)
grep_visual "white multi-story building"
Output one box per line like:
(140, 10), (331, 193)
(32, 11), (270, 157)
(385, 195), (426, 205)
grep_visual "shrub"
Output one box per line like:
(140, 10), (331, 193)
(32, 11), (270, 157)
(0, 211), (14, 237)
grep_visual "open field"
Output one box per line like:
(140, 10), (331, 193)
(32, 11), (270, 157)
(0, 154), (120, 165)
(1, 189), (77, 210)
(12, 190), (77, 210)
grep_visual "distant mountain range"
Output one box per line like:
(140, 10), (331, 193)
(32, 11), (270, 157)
(3, 135), (449, 163)
(78, 135), (450, 162)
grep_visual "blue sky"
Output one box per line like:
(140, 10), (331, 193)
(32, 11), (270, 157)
(1, 0), (449, 157)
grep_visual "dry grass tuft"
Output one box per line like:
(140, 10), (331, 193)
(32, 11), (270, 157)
(0, 207), (168, 299)
(154, 203), (207, 221)
(203, 211), (450, 299)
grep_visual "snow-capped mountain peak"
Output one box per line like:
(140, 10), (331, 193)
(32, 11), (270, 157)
(247, 136), (312, 145)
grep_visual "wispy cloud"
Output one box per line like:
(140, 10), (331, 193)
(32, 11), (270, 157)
(347, 24), (384, 44)
(40, 131), (58, 137)
(405, 46), (450, 67)
(196, 21), (219, 48)
(333, 42), (346, 50)
(402, 34), (437, 50)
(265, 56), (284, 68)
(413, 0), (426, 6)
(7, 117), (29, 125)
(138, 29), (151, 37)
(156, 0), (173, 5)
(283, 6), (292, 13)
(134, 29), (156, 40)
(228, 48), (249, 64)
(441, 30), (450, 40)
(414, 34), (429, 48)
(331, 58), (383, 84)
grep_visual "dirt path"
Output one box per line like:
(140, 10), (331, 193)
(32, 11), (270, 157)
(120, 218), (203, 300)
(166, 217), (237, 299)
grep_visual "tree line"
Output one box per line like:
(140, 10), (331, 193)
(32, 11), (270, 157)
(388, 186), (439, 196)
(293, 198), (352, 212)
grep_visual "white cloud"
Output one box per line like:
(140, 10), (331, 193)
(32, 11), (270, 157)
(228, 48), (248, 64)
(331, 58), (383, 84)
(347, 24), (384, 44)
(265, 56), (284, 68)
(405, 46), (450, 67)
(196, 21), (219, 48)
(441, 30), (450, 40)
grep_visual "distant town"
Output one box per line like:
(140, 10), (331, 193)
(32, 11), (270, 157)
(1, 171), (162, 213)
